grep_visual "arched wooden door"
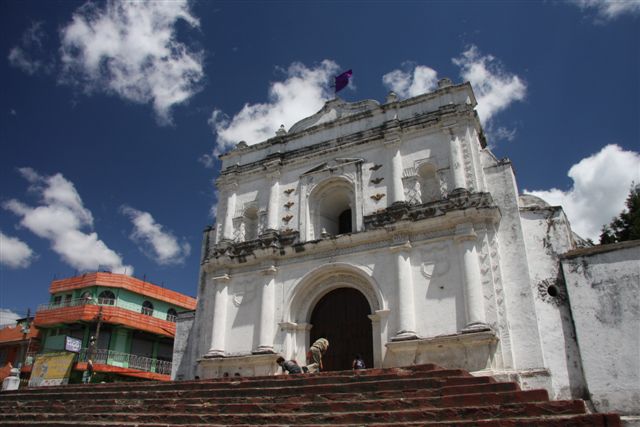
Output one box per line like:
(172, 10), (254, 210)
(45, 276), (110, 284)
(310, 287), (373, 371)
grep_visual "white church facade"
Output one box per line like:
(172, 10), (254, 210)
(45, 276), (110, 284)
(173, 80), (639, 418)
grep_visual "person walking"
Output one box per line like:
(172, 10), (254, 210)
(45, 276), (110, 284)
(82, 359), (93, 384)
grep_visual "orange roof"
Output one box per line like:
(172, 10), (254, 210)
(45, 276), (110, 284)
(0, 324), (40, 344)
(50, 272), (196, 310)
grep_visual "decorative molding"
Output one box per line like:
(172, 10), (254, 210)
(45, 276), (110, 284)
(284, 188), (295, 195)
(369, 164), (383, 171)
(364, 190), (497, 231)
(260, 265), (278, 276)
(211, 274), (231, 283)
(371, 193), (385, 202)
(282, 214), (293, 223)
(402, 167), (417, 178)
(421, 243), (451, 279)
(389, 240), (412, 253)
(284, 201), (294, 209)
(370, 177), (384, 184)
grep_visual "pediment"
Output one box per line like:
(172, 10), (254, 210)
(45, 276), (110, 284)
(288, 98), (380, 134)
(302, 158), (363, 176)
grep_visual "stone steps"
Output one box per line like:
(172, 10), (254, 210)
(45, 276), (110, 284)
(0, 363), (621, 426)
(3, 388), (549, 414)
(0, 375), (491, 402)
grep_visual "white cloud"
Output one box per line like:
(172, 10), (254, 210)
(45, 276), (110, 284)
(59, 0), (203, 124)
(453, 46), (526, 124)
(0, 309), (21, 327)
(121, 206), (190, 265)
(525, 144), (640, 241)
(570, 0), (640, 20)
(3, 168), (132, 274)
(382, 46), (526, 130)
(495, 126), (518, 142)
(0, 231), (36, 269)
(7, 22), (49, 75)
(382, 64), (438, 98)
(209, 60), (341, 153)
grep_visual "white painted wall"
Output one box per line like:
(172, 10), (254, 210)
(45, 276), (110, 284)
(561, 242), (640, 415)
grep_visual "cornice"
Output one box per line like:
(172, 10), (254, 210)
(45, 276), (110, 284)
(218, 103), (478, 180)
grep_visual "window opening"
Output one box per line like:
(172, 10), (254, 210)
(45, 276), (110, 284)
(98, 290), (116, 305)
(141, 300), (154, 316)
(338, 209), (352, 234)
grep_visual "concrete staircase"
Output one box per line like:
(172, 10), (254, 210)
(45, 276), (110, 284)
(0, 364), (620, 426)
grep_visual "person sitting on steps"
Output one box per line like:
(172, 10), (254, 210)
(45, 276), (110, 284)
(352, 353), (365, 370)
(276, 356), (303, 374)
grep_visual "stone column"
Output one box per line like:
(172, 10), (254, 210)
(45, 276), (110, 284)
(391, 240), (417, 341)
(207, 274), (230, 357)
(221, 183), (237, 241)
(455, 223), (489, 331)
(447, 128), (467, 191)
(254, 266), (277, 353)
(266, 173), (280, 232)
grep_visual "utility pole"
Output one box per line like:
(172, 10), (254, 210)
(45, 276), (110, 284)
(19, 308), (31, 370)
(88, 306), (103, 362)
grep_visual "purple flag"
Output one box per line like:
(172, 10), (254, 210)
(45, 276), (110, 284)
(334, 69), (352, 93)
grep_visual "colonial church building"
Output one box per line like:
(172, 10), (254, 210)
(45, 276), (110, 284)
(173, 79), (638, 418)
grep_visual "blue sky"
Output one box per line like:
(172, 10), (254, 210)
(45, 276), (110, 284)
(1, 0), (639, 323)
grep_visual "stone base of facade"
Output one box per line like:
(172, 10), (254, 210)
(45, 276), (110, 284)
(472, 368), (553, 399)
(197, 353), (280, 378)
(384, 330), (499, 372)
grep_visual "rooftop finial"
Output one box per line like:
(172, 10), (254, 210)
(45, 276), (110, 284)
(438, 78), (453, 88)
(275, 124), (287, 136)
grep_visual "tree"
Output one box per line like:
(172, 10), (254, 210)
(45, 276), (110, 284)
(599, 183), (640, 244)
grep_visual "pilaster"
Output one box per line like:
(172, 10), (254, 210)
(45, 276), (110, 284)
(455, 223), (490, 332)
(254, 266), (278, 354)
(206, 274), (230, 357)
(390, 239), (417, 341)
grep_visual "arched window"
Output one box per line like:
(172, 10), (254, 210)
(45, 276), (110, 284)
(166, 308), (178, 322)
(98, 290), (115, 305)
(309, 178), (354, 239)
(417, 163), (440, 203)
(141, 300), (154, 316)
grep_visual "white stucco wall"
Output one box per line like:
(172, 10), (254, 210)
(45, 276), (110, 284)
(561, 241), (640, 415)
(520, 205), (587, 400)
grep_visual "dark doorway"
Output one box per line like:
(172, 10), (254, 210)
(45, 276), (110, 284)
(338, 209), (352, 234)
(310, 287), (373, 371)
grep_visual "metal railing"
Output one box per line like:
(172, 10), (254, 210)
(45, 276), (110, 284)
(80, 348), (172, 375)
(36, 297), (175, 322)
(24, 349), (172, 375)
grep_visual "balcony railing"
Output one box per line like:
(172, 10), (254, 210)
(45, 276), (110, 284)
(80, 348), (172, 375)
(24, 349), (172, 375)
(36, 297), (176, 323)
